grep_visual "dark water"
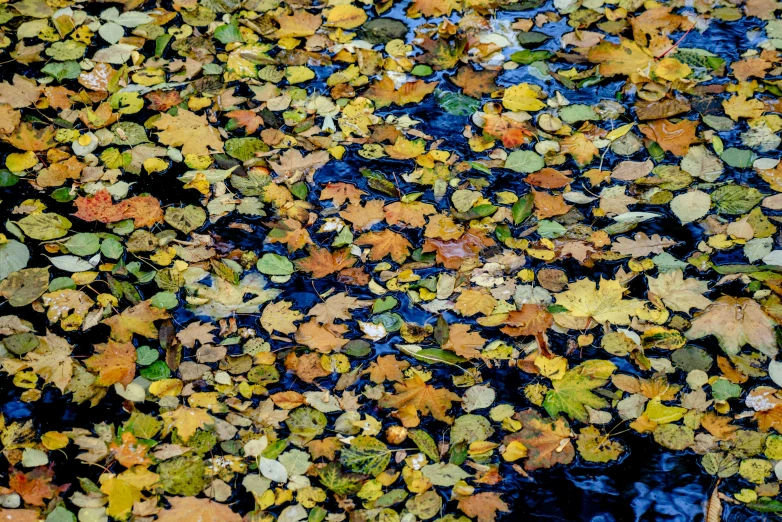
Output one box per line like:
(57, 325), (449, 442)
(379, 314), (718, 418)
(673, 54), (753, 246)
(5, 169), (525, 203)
(0, 0), (778, 520)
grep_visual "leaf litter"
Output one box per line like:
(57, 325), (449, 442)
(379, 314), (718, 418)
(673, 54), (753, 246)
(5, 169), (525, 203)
(0, 0), (781, 520)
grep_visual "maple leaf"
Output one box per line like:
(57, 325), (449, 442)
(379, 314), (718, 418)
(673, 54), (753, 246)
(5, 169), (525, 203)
(145, 90), (183, 111)
(384, 200), (437, 228)
(261, 300), (303, 335)
(501, 305), (554, 358)
(0, 74), (40, 108)
(457, 492), (510, 522)
(320, 182), (366, 206)
(295, 247), (357, 278)
(365, 355), (411, 384)
(722, 95), (765, 121)
(9, 465), (66, 506)
(542, 361), (617, 422)
(160, 406), (213, 442)
(355, 229), (413, 263)
(225, 109), (264, 133)
(340, 199), (385, 231)
(156, 496), (241, 522)
(559, 133), (599, 166)
(685, 296), (778, 356)
(587, 39), (654, 77)
(449, 66), (499, 98)
(109, 432), (152, 468)
(576, 426), (624, 463)
(379, 374), (461, 425)
(364, 76), (438, 108)
(308, 292), (371, 324)
(455, 288), (497, 317)
(86, 340), (136, 386)
(555, 278), (642, 325)
(0, 105), (20, 134)
(422, 230), (494, 269)
(295, 319), (350, 353)
(185, 273), (280, 318)
(2, 122), (57, 151)
(503, 409), (574, 471)
(639, 119), (699, 156)
(443, 323), (485, 359)
(532, 189), (573, 219)
(417, 35), (467, 70)
(25, 332), (73, 392)
(647, 269), (711, 313)
(425, 213), (464, 240)
(154, 109), (224, 156)
(266, 218), (314, 252)
(73, 189), (163, 228)
(610, 232), (678, 257)
(103, 300), (170, 342)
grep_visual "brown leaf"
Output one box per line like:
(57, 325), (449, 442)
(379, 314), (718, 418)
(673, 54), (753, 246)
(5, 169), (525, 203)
(639, 119), (699, 156)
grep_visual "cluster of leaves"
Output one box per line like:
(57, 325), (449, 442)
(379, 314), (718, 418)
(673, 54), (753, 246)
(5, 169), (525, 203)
(2, 0), (782, 519)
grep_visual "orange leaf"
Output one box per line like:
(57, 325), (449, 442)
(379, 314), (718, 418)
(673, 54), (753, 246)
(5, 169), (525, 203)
(639, 119), (699, 156)
(102, 300), (170, 342)
(384, 200), (436, 228)
(73, 189), (163, 228)
(457, 492), (510, 522)
(532, 189), (573, 219)
(156, 496), (241, 522)
(379, 374), (461, 424)
(354, 229), (413, 263)
(9, 465), (66, 507)
(295, 318), (350, 353)
(295, 247), (357, 278)
(86, 340), (136, 386)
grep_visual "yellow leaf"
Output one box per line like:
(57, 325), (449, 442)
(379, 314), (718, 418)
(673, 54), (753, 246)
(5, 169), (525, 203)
(605, 123), (634, 141)
(326, 5), (368, 29)
(555, 278), (642, 325)
(502, 440), (528, 461)
(160, 406), (213, 442)
(6, 151), (38, 172)
(502, 83), (546, 112)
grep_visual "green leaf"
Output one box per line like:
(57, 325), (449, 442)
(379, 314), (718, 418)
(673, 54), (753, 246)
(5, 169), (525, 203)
(421, 463), (470, 486)
(256, 253), (294, 276)
(711, 184), (764, 214)
(510, 49), (552, 64)
(0, 239), (29, 281)
(225, 137), (268, 161)
(512, 193), (534, 224)
(165, 205), (207, 234)
(720, 147), (755, 168)
(505, 151), (544, 174)
(136, 345), (159, 366)
(435, 89), (481, 116)
(140, 360), (171, 381)
(41, 60), (81, 81)
(17, 213), (72, 240)
(100, 237), (124, 259)
(408, 429), (440, 462)
(150, 291), (179, 309)
(559, 104), (599, 123)
(214, 21), (244, 44)
(65, 233), (101, 257)
(542, 361), (616, 422)
(339, 435), (390, 476)
(317, 462), (363, 495)
(0, 170), (20, 187)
